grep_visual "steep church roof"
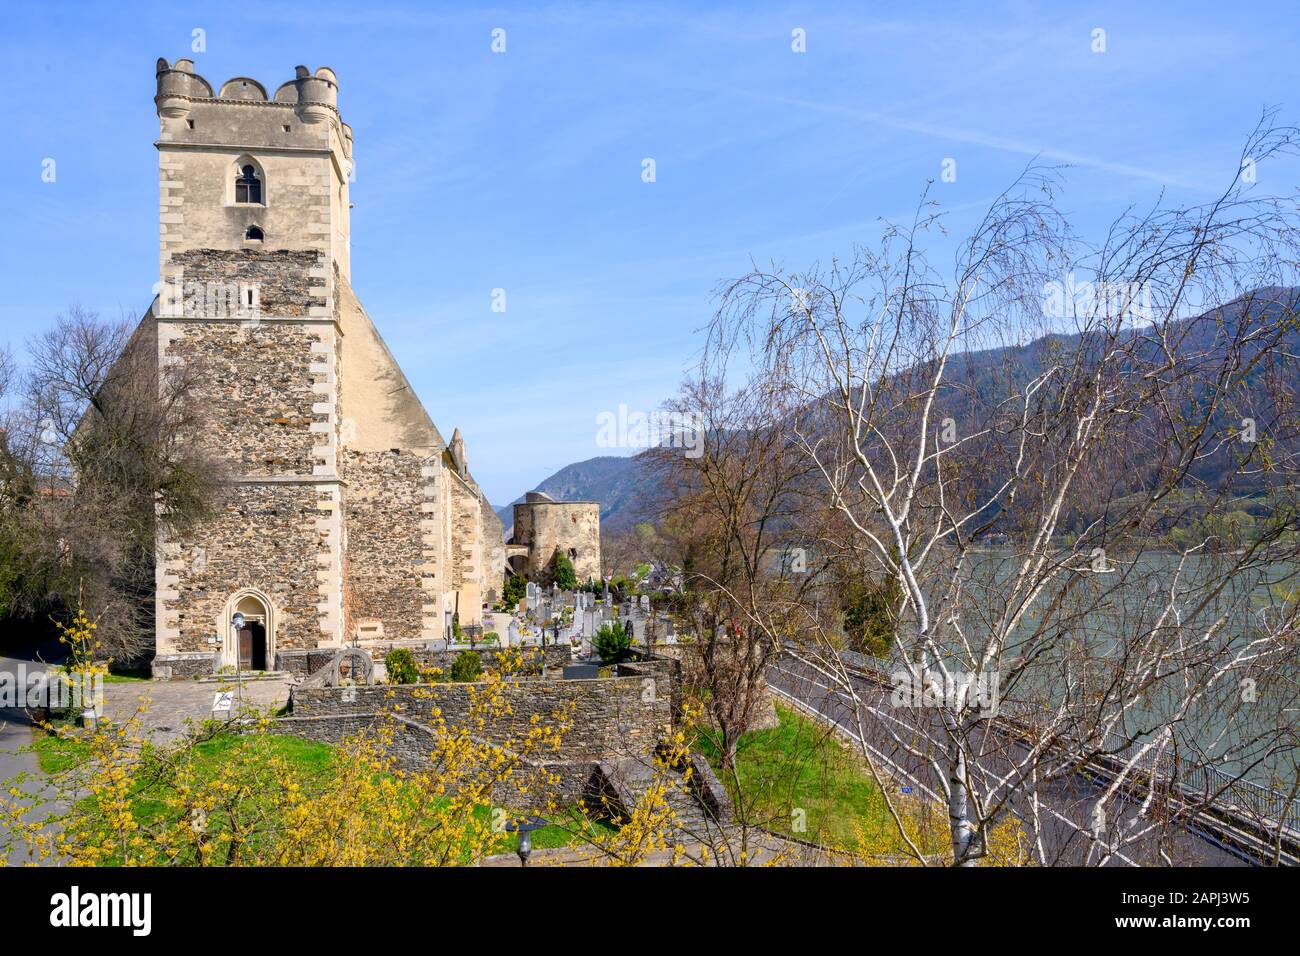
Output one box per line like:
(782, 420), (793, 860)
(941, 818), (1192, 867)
(336, 273), (447, 457)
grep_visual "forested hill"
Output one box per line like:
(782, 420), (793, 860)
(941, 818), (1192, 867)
(503, 288), (1300, 537)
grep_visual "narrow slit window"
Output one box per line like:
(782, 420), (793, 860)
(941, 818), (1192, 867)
(238, 284), (260, 315)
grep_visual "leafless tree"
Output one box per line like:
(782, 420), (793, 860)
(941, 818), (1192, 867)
(5, 307), (219, 662)
(646, 372), (831, 772)
(707, 115), (1300, 865)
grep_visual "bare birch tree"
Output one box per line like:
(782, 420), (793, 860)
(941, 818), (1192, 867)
(707, 116), (1300, 866)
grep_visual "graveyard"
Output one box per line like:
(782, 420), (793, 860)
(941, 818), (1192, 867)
(260, 576), (731, 836)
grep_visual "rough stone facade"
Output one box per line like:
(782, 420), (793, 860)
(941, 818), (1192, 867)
(147, 59), (506, 676)
(168, 318), (329, 477)
(272, 712), (593, 807)
(289, 655), (679, 763)
(509, 491), (602, 583)
(339, 448), (427, 642)
(162, 482), (335, 653)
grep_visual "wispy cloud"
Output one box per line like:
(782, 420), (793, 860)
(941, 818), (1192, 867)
(714, 88), (1217, 193)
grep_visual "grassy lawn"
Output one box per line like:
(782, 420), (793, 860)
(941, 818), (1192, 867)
(31, 727), (333, 777)
(102, 672), (151, 683)
(27, 728), (613, 862)
(522, 807), (618, 851)
(696, 703), (945, 856)
(30, 727), (93, 774)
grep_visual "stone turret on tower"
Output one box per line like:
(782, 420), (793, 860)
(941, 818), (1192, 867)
(154, 58), (353, 284)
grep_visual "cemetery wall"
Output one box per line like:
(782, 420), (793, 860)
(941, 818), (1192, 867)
(406, 644), (572, 674)
(273, 711), (591, 806)
(289, 662), (677, 762)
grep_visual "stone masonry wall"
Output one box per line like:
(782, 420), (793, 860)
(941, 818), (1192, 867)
(406, 644), (571, 674)
(171, 248), (325, 317)
(273, 647), (339, 677)
(151, 651), (219, 680)
(272, 712), (591, 808)
(340, 449), (426, 642)
(164, 321), (325, 478)
(160, 482), (331, 652)
(290, 670), (675, 763)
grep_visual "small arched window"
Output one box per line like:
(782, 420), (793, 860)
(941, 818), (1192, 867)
(235, 164), (262, 204)
(245, 225), (264, 241)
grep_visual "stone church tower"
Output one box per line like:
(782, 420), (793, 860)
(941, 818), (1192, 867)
(148, 59), (504, 677)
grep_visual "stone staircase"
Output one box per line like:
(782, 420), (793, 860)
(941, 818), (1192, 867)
(587, 748), (731, 839)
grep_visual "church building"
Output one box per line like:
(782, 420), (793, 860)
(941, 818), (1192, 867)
(147, 59), (506, 677)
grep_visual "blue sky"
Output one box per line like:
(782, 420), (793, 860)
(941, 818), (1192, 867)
(1, 1), (1297, 504)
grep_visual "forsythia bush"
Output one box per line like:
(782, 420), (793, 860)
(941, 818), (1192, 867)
(56, 602), (111, 718)
(0, 644), (700, 867)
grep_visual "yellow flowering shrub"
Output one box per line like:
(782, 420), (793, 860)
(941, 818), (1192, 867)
(0, 636), (700, 866)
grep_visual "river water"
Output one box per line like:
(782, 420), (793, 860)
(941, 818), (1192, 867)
(911, 548), (1299, 791)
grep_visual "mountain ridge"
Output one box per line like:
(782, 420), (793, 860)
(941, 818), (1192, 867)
(500, 288), (1300, 538)
(496, 454), (650, 533)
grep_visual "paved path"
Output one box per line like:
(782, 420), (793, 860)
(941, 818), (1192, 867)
(0, 647), (69, 864)
(98, 676), (293, 743)
(1, 651), (294, 864)
(481, 831), (855, 867)
(0, 707), (44, 865)
(770, 655), (1246, 867)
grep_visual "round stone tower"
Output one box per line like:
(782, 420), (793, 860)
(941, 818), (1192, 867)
(510, 492), (602, 584)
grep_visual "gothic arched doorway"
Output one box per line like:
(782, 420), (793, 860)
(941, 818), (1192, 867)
(223, 590), (276, 672)
(240, 620), (267, 671)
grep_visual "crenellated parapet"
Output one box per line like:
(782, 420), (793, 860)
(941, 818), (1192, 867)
(155, 58), (345, 130)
